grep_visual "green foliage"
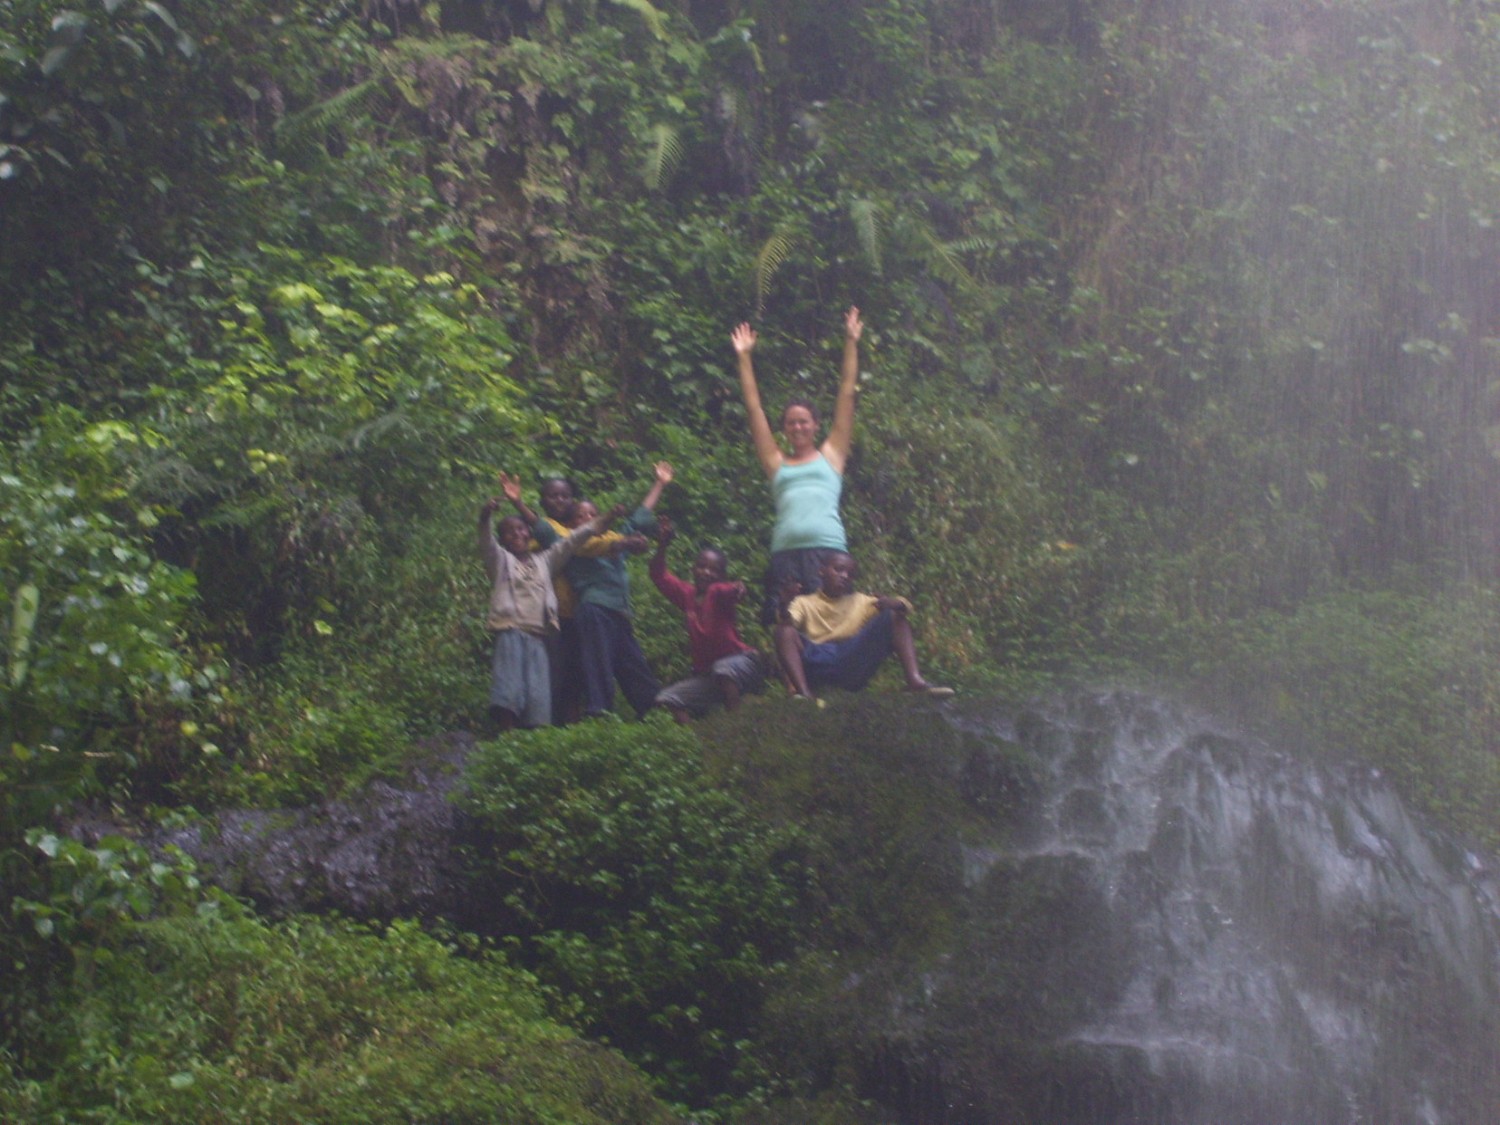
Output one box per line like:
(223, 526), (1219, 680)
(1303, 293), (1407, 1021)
(0, 433), (203, 828)
(3, 0), (1500, 1111)
(1067, 2), (1500, 585)
(120, 248), (535, 653)
(12, 828), (206, 947)
(456, 719), (810, 1103)
(701, 694), (1025, 954)
(642, 121), (685, 191)
(846, 408), (1092, 672)
(0, 0), (197, 183)
(752, 222), (803, 316)
(0, 905), (681, 1124)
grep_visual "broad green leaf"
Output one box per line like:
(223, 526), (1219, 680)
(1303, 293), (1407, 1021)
(10, 583), (39, 687)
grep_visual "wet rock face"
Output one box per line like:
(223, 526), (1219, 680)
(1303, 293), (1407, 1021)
(853, 692), (1500, 1125)
(159, 732), (479, 922)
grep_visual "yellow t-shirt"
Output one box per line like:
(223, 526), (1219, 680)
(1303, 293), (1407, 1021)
(787, 590), (910, 644)
(533, 516), (629, 619)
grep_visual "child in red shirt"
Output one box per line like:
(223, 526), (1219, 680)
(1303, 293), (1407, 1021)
(649, 516), (766, 723)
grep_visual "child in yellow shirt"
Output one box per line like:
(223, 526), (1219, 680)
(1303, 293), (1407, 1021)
(773, 551), (953, 703)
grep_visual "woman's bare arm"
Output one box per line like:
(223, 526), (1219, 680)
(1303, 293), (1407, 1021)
(822, 306), (862, 473)
(733, 322), (783, 478)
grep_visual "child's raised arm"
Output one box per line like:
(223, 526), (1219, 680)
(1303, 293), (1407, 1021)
(499, 472), (539, 526)
(640, 460), (674, 511)
(652, 515), (677, 565)
(597, 503), (629, 531)
(477, 496), (503, 575)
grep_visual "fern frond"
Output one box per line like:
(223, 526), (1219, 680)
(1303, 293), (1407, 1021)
(848, 197), (883, 276)
(753, 223), (800, 316)
(276, 79), (385, 160)
(944, 235), (996, 256)
(642, 122), (684, 192)
(345, 408), (416, 451)
(922, 231), (995, 293)
(132, 454), (222, 507)
(607, 0), (667, 40)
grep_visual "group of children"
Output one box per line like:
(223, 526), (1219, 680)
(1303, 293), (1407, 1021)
(478, 462), (953, 732)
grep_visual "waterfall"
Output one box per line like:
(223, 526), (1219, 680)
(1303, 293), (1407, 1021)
(932, 690), (1500, 1124)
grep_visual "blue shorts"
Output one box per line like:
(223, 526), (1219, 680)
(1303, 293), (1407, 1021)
(799, 607), (895, 693)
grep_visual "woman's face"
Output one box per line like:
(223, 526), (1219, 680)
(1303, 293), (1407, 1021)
(781, 405), (818, 451)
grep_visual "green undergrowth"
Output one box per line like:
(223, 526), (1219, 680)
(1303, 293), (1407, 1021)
(698, 693), (1019, 956)
(456, 717), (811, 1108)
(0, 901), (680, 1125)
(451, 694), (1035, 1114)
(690, 692), (1039, 1100)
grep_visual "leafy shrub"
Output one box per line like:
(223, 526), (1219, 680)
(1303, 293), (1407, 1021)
(456, 719), (810, 1104)
(847, 408), (1091, 672)
(0, 904), (680, 1124)
(0, 433), (205, 829)
(11, 829), (206, 946)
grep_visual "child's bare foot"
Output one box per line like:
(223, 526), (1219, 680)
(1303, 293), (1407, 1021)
(905, 682), (956, 700)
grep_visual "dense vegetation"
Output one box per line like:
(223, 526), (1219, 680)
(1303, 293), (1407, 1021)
(3, 0), (1499, 1117)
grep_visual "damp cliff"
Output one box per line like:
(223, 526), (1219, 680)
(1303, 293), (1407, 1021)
(743, 690), (1500, 1124)
(148, 690), (1500, 1123)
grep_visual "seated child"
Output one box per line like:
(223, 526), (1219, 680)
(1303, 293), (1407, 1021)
(649, 515), (766, 723)
(773, 551), (954, 702)
(478, 486), (622, 731)
(525, 462), (673, 720)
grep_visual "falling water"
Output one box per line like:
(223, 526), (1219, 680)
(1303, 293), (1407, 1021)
(938, 690), (1500, 1124)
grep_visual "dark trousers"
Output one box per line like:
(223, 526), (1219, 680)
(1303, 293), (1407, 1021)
(574, 602), (660, 719)
(550, 619), (583, 726)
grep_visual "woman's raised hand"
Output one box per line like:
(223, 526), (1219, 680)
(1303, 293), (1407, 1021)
(731, 322), (757, 355)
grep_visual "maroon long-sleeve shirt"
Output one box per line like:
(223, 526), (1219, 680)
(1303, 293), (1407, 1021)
(650, 555), (754, 674)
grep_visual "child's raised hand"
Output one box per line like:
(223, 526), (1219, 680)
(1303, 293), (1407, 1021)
(654, 461), (674, 485)
(481, 496), (501, 516)
(844, 305), (863, 341)
(731, 322), (757, 355)
(497, 472), (523, 503)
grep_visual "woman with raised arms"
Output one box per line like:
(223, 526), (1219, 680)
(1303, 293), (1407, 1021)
(731, 306), (863, 626)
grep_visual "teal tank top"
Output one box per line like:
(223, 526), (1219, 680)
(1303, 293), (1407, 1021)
(770, 454), (847, 553)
